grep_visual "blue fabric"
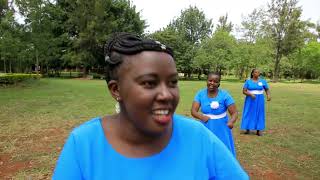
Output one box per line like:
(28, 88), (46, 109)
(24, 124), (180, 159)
(194, 88), (236, 157)
(241, 79), (269, 130)
(53, 115), (249, 180)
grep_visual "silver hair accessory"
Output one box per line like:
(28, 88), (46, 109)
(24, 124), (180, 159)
(155, 41), (166, 50)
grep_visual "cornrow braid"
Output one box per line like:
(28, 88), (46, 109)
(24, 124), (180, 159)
(104, 33), (174, 82)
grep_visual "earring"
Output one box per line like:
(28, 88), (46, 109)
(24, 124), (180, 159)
(115, 97), (120, 113)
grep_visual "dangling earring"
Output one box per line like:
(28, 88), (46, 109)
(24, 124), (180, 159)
(115, 97), (120, 113)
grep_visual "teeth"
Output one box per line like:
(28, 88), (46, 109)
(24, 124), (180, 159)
(153, 110), (169, 115)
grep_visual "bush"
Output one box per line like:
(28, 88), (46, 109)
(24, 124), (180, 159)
(0, 73), (41, 84)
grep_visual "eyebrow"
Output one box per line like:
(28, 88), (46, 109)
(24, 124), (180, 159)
(134, 72), (178, 81)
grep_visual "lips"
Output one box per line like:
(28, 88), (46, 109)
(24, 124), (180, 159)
(152, 109), (172, 125)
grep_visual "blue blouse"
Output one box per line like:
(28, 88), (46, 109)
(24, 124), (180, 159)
(53, 115), (249, 180)
(194, 88), (235, 115)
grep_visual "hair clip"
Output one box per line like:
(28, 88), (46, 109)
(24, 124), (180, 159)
(160, 44), (166, 50)
(105, 55), (110, 63)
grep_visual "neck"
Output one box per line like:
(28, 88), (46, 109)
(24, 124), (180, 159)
(116, 114), (171, 145)
(252, 77), (258, 80)
(208, 88), (218, 96)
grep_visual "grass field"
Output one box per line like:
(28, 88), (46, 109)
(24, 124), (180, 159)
(0, 78), (319, 179)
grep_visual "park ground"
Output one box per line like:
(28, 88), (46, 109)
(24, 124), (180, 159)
(0, 78), (319, 179)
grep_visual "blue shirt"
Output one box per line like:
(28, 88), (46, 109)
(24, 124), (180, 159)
(243, 79), (269, 91)
(194, 88), (235, 115)
(53, 115), (249, 180)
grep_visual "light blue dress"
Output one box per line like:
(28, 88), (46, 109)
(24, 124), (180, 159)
(53, 115), (249, 180)
(194, 88), (236, 157)
(241, 79), (269, 131)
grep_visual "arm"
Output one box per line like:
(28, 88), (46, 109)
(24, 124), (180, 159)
(265, 89), (271, 101)
(243, 88), (255, 99)
(227, 104), (238, 129)
(191, 101), (210, 123)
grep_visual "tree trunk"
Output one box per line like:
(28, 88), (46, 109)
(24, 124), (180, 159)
(197, 69), (202, 80)
(9, 60), (12, 73)
(273, 44), (281, 82)
(35, 49), (39, 75)
(3, 58), (6, 73)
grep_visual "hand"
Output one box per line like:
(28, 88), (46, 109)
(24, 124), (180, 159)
(202, 115), (210, 123)
(267, 95), (271, 101)
(250, 94), (256, 99)
(227, 122), (234, 129)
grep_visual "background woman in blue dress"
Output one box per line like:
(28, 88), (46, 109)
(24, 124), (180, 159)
(241, 69), (271, 136)
(53, 33), (248, 179)
(191, 72), (239, 157)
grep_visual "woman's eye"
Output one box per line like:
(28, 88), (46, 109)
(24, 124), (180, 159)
(142, 81), (156, 88)
(169, 79), (178, 87)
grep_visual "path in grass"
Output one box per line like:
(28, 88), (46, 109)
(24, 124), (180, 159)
(0, 79), (319, 179)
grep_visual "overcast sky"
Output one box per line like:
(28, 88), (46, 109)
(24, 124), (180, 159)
(131, 0), (320, 33)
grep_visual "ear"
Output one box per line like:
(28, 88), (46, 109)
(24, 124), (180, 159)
(107, 80), (121, 101)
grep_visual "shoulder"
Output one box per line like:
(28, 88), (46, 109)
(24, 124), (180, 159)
(219, 89), (233, 98)
(219, 89), (229, 95)
(70, 117), (102, 139)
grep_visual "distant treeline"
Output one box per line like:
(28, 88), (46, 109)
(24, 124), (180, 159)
(1, 0), (319, 81)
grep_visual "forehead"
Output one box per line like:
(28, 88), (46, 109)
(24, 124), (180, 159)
(119, 51), (177, 78)
(208, 74), (220, 79)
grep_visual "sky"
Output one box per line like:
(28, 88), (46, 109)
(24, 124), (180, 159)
(130, 0), (320, 33)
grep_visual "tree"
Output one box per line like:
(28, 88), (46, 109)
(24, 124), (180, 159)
(216, 14), (233, 33)
(149, 28), (193, 75)
(58, 0), (145, 75)
(195, 30), (236, 77)
(167, 6), (213, 77)
(265, 0), (306, 82)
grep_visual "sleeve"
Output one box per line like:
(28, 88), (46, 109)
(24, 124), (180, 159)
(263, 79), (269, 90)
(53, 133), (83, 180)
(243, 80), (249, 89)
(205, 129), (249, 180)
(224, 91), (235, 107)
(194, 90), (202, 103)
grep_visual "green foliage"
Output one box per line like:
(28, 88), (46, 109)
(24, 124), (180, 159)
(169, 6), (213, 45)
(0, 73), (41, 84)
(194, 30), (236, 73)
(158, 6), (213, 77)
(289, 41), (320, 79)
(265, 0), (307, 81)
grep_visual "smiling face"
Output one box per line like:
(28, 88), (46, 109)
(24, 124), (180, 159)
(207, 74), (220, 92)
(113, 51), (179, 136)
(252, 69), (260, 79)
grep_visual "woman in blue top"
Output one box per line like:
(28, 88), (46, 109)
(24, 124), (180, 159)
(241, 69), (271, 136)
(191, 72), (239, 157)
(53, 33), (248, 179)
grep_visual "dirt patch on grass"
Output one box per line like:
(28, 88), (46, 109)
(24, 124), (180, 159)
(0, 127), (67, 178)
(0, 154), (33, 179)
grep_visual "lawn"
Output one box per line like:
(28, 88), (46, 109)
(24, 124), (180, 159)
(0, 78), (319, 179)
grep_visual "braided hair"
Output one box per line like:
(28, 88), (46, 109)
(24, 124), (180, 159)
(104, 32), (174, 82)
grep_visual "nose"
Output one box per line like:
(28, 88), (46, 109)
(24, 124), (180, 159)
(157, 83), (174, 101)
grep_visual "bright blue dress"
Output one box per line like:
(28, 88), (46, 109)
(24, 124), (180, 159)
(53, 115), (249, 180)
(194, 88), (236, 157)
(241, 79), (269, 130)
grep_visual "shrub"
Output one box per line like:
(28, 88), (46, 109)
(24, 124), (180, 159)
(0, 73), (41, 84)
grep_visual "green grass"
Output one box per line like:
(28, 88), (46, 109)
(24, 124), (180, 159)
(0, 79), (319, 179)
